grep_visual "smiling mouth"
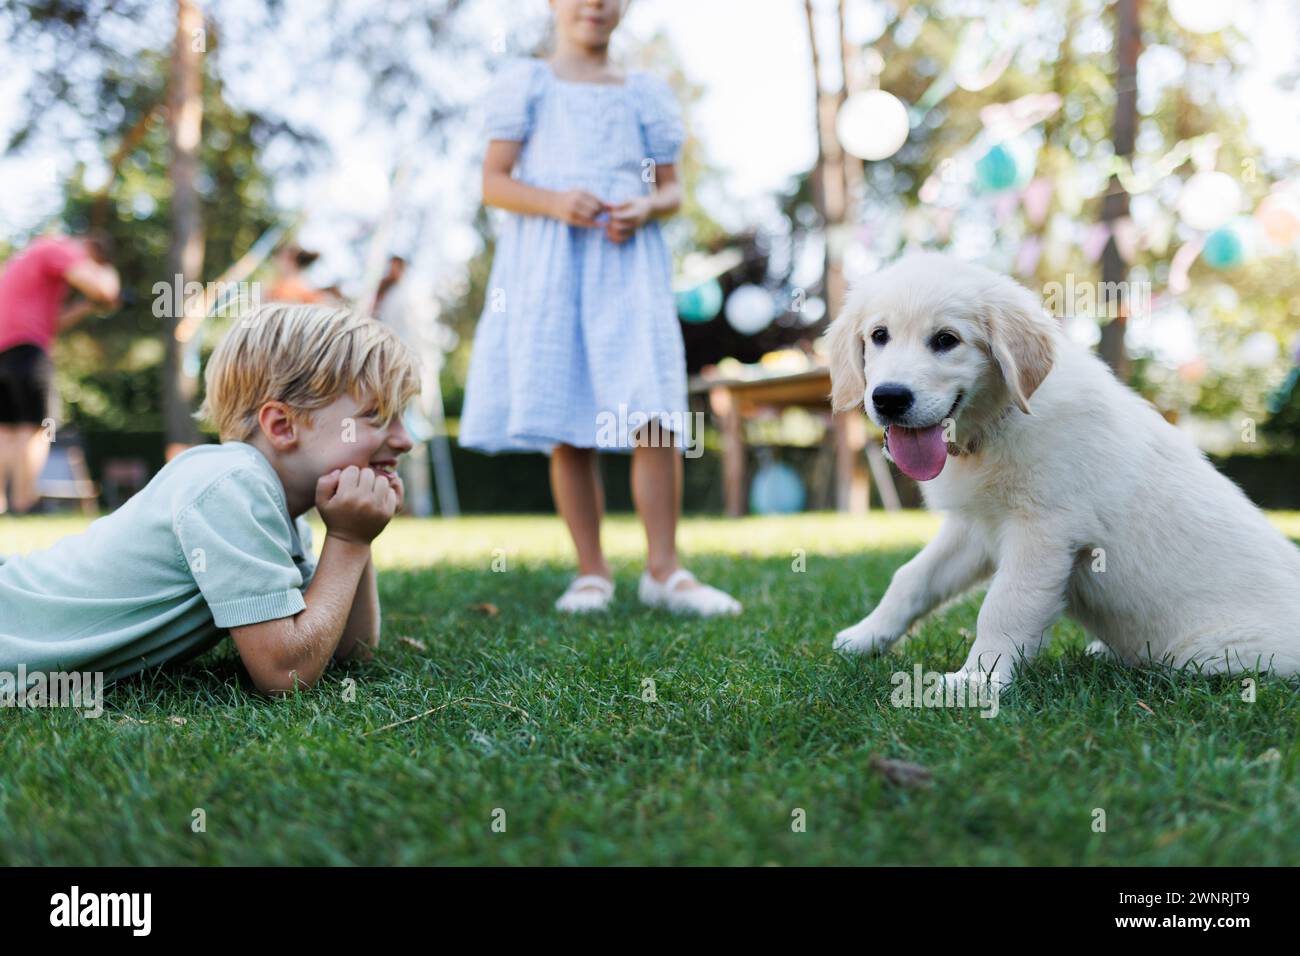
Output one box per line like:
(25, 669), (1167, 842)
(882, 391), (964, 436)
(881, 391), (964, 483)
(369, 460), (398, 477)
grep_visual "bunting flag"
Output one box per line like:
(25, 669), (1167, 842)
(1167, 236), (1207, 295)
(1016, 235), (1043, 276)
(1021, 177), (1053, 227)
(1082, 222), (1111, 263)
(1110, 216), (1141, 264)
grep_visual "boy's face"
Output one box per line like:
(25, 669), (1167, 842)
(254, 392), (415, 517)
(298, 393), (414, 480)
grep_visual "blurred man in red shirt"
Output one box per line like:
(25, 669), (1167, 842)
(0, 231), (120, 514)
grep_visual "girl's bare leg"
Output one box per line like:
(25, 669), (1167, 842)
(631, 429), (698, 588)
(549, 443), (611, 585)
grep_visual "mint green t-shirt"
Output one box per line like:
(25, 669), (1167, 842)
(0, 441), (317, 686)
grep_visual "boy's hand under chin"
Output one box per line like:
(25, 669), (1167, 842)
(315, 465), (400, 546)
(383, 471), (405, 514)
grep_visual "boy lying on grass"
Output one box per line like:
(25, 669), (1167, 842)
(0, 303), (420, 695)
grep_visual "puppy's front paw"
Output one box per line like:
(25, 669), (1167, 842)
(833, 617), (896, 655)
(1084, 639), (1116, 660)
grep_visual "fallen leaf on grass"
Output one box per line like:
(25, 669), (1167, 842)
(1155, 827), (1188, 848)
(399, 636), (427, 652)
(116, 716), (150, 725)
(869, 754), (933, 789)
(1136, 699), (1156, 716)
(470, 603), (499, 617)
(167, 716), (187, 726)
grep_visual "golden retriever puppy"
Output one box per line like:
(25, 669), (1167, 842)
(826, 253), (1300, 690)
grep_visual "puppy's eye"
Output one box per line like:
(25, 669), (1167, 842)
(869, 327), (889, 346)
(930, 331), (960, 352)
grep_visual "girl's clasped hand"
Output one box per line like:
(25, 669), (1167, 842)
(550, 188), (652, 243)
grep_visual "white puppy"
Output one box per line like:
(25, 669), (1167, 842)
(826, 253), (1300, 689)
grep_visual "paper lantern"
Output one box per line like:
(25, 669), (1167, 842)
(675, 278), (723, 323)
(1177, 357), (1208, 384)
(1177, 172), (1241, 231)
(750, 462), (806, 515)
(1268, 366), (1300, 414)
(1202, 224), (1245, 270)
(974, 142), (1020, 192)
(1255, 193), (1300, 246)
(836, 90), (910, 162)
(796, 296), (827, 326)
(1169, 0), (1233, 34)
(1240, 331), (1279, 369)
(724, 284), (777, 335)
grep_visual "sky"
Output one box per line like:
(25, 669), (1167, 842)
(1, 0), (1298, 305)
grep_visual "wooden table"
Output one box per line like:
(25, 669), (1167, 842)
(690, 367), (898, 517)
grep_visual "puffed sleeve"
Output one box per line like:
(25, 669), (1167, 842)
(633, 73), (686, 165)
(483, 58), (545, 142)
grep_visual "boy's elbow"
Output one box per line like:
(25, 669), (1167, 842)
(234, 617), (325, 694)
(253, 665), (321, 696)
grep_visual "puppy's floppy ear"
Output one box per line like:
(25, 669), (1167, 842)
(826, 298), (867, 412)
(984, 278), (1055, 414)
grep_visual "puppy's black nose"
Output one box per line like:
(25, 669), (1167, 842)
(872, 384), (914, 418)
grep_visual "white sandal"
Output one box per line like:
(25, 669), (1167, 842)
(555, 574), (615, 614)
(638, 568), (742, 617)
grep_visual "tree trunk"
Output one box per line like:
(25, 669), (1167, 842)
(164, 0), (205, 455)
(806, 0), (874, 513)
(1099, 0), (1140, 379)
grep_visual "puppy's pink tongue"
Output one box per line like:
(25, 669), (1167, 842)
(888, 424), (948, 481)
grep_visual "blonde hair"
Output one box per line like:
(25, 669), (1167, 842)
(197, 303), (422, 442)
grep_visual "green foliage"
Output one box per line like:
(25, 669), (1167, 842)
(858, 0), (1299, 432)
(45, 49), (282, 433)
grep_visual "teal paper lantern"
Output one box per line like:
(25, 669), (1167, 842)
(1202, 225), (1245, 270)
(676, 278), (724, 323)
(975, 142), (1020, 192)
(750, 462), (806, 515)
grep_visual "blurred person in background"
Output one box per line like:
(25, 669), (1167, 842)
(0, 230), (120, 515)
(267, 243), (326, 304)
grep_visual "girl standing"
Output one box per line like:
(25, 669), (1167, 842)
(460, 0), (740, 617)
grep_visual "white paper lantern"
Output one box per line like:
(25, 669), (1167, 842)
(796, 296), (827, 326)
(724, 285), (777, 335)
(836, 90), (910, 162)
(1240, 331), (1280, 369)
(1177, 171), (1241, 231)
(1169, 0), (1233, 34)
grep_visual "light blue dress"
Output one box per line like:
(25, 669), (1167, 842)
(459, 58), (689, 455)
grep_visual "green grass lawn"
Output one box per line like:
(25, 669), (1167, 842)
(3, 511), (1299, 866)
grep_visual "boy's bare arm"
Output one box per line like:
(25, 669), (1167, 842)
(230, 467), (396, 694)
(335, 469), (400, 662)
(231, 536), (372, 692)
(334, 554), (380, 663)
